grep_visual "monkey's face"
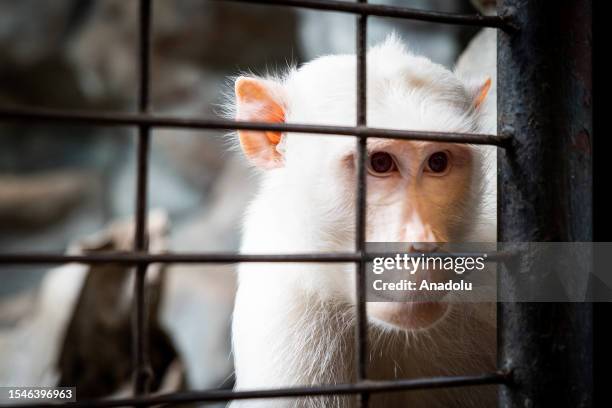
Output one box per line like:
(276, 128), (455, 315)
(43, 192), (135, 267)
(232, 38), (491, 331)
(361, 139), (476, 244)
(337, 137), (478, 330)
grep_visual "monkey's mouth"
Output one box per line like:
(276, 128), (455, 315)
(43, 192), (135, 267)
(366, 267), (451, 330)
(367, 301), (449, 331)
(366, 261), (457, 330)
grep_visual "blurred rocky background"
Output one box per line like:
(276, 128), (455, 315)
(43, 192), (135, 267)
(0, 0), (484, 399)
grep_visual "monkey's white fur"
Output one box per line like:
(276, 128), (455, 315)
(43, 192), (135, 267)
(229, 36), (496, 407)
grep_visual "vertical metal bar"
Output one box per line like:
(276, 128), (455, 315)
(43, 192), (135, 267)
(133, 0), (153, 396)
(355, 1), (369, 408)
(497, 0), (592, 407)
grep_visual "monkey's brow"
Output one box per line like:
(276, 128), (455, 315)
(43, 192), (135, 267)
(366, 138), (432, 151)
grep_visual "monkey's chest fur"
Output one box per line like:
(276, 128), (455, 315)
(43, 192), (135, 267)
(232, 287), (496, 408)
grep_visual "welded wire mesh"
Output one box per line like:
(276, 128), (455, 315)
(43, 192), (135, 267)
(0, 1), (516, 407)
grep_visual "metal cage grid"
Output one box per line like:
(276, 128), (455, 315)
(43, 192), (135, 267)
(0, 0), (521, 407)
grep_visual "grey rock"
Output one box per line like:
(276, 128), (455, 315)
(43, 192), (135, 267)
(0, 171), (99, 230)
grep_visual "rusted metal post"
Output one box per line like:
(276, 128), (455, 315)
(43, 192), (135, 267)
(497, 0), (592, 407)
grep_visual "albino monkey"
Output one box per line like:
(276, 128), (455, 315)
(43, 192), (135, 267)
(229, 37), (496, 408)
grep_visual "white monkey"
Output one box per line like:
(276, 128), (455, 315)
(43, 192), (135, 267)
(228, 36), (496, 408)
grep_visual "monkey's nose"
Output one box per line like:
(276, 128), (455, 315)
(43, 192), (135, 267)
(407, 242), (439, 253)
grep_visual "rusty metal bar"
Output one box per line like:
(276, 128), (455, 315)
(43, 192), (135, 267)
(497, 0), (593, 407)
(0, 372), (509, 408)
(133, 0), (153, 396)
(354, 1), (369, 407)
(0, 107), (509, 146)
(220, 0), (514, 31)
(0, 250), (510, 265)
(0, 252), (361, 265)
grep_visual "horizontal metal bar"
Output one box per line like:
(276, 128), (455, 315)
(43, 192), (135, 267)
(0, 107), (508, 146)
(0, 251), (512, 266)
(0, 252), (361, 265)
(0, 372), (509, 408)
(219, 0), (514, 31)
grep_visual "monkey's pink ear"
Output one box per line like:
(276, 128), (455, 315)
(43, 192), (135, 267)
(470, 77), (492, 109)
(235, 76), (286, 169)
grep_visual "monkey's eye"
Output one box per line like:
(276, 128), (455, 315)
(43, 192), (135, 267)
(368, 152), (396, 176)
(425, 151), (450, 175)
